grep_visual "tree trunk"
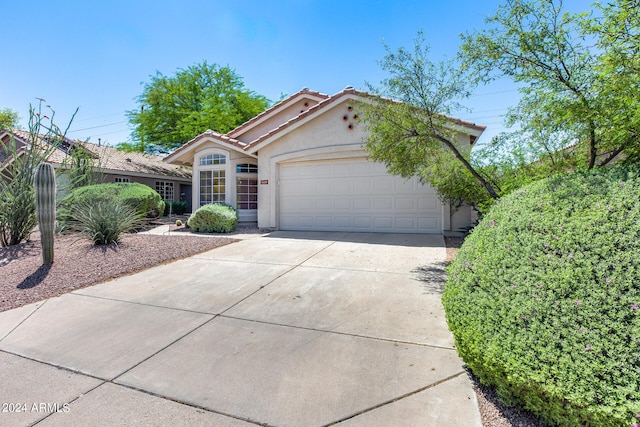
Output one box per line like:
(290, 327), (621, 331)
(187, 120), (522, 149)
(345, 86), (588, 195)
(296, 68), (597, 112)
(433, 133), (500, 199)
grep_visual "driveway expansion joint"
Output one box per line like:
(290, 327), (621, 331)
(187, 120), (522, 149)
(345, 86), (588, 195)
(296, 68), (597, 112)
(0, 300), (49, 342)
(322, 370), (468, 426)
(219, 315), (457, 350)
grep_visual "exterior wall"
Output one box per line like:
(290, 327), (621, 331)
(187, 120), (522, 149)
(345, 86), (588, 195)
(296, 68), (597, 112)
(450, 205), (477, 231)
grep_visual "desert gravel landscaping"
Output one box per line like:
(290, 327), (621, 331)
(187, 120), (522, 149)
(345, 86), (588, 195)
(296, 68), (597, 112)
(0, 233), (236, 313)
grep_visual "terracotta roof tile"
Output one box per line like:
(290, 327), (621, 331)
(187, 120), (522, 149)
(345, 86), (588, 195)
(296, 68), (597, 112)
(163, 129), (248, 162)
(2, 129), (191, 179)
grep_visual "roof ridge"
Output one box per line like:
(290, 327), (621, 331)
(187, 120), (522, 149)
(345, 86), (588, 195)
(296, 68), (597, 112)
(227, 87), (329, 138)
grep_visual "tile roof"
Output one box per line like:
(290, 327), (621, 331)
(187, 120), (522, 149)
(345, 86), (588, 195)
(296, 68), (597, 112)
(227, 87), (330, 138)
(3, 129), (191, 179)
(163, 86), (488, 161)
(164, 129), (251, 164)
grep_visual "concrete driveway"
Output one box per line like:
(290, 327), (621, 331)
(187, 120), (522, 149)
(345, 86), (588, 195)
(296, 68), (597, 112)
(0, 231), (481, 427)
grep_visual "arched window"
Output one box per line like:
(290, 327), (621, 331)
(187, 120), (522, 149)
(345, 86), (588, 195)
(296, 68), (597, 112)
(198, 153), (227, 207)
(200, 154), (226, 166)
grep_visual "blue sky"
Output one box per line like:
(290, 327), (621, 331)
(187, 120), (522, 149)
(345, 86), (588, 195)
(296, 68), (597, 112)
(0, 0), (583, 148)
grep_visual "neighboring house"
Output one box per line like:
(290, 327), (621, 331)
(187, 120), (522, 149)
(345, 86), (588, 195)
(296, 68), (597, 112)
(165, 87), (486, 234)
(0, 129), (193, 212)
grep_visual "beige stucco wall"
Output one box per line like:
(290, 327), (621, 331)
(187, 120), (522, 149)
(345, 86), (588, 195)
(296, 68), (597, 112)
(235, 97), (322, 144)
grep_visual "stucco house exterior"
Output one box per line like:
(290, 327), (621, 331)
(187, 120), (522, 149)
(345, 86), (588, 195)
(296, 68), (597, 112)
(1, 129), (193, 211)
(164, 87), (485, 233)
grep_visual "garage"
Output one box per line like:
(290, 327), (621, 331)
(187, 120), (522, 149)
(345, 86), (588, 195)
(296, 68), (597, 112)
(278, 158), (443, 233)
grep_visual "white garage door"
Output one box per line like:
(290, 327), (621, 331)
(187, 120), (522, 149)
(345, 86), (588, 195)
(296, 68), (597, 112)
(279, 158), (442, 233)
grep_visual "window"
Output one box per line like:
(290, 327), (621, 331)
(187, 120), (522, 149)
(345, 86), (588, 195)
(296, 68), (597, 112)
(155, 181), (174, 200)
(200, 154), (226, 166)
(236, 163), (258, 173)
(236, 178), (258, 210)
(200, 170), (225, 206)
(198, 152), (228, 208)
(114, 177), (130, 183)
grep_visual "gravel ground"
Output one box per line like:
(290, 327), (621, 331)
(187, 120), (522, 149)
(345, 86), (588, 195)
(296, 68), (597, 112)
(0, 232), (237, 313)
(1, 228), (545, 426)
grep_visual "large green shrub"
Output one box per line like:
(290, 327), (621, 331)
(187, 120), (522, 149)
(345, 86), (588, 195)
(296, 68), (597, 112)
(187, 203), (237, 233)
(443, 167), (640, 427)
(58, 182), (164, 225)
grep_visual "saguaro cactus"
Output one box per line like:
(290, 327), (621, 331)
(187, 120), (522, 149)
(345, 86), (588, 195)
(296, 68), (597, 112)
(34, 162), (56, 264)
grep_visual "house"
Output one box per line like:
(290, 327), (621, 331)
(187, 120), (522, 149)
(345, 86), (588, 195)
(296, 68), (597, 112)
(164, 87), (486, 233)
(0, 129), (193, 211)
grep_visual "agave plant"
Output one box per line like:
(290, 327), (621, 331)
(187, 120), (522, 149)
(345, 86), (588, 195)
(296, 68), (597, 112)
(70, 199), (144, 245)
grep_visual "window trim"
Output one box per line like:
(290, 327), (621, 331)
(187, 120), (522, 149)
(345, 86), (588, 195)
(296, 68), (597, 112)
(155, 180), (174, 201)
(194, 148), (230, 208)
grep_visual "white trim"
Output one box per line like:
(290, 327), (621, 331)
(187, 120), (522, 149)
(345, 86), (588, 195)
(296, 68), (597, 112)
(164, 135), (256, 165)
(193, 147), (231, 209)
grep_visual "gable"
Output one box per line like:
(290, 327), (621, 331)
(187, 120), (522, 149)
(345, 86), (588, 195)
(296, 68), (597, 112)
(229, 89), (328, 143)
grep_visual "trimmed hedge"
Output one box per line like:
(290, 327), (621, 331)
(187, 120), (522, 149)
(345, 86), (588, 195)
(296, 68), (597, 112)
(187, 203), (238, 233)
(58, 182), (165, 224)
(443, 167), (640, 427)
(163, 200), (188, 216)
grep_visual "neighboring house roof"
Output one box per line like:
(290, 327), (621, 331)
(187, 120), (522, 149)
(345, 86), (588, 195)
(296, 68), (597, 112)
(164, 86), (486, 165)
(1, 129), (191, 181)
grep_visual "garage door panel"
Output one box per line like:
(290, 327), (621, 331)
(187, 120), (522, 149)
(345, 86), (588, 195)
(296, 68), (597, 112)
(374, 217), (394, 229)
(334, 216), (352, 227)
(353, 198), (372, 210)
(279, 159), (441, 233)
(374, 198), (393, 210)
(418, 197), (439, 210)
(334, 198), (351, 209)
(396, 217), (418, 229)
(396, 197), (416, 210)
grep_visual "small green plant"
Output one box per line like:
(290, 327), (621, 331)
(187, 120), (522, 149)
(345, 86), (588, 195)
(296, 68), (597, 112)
(443, 166), (640, 427)
(33, 162), (56, 264)
(175, 219), (183, 226)
(187, 203), (238, 233)
(69, 199), (144, 245)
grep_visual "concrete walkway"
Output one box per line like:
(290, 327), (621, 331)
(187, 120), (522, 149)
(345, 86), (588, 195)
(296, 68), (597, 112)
(0, 231), (481, 427)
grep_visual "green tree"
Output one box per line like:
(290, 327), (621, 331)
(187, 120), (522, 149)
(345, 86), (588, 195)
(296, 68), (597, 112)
(0, 108), (19, 131)
(123, 61), (270, 153)
(363, 0), (639, 212)
(460, 0), (639, 170)
(589, 0), (640, 163)
(360, 33), (500, 212)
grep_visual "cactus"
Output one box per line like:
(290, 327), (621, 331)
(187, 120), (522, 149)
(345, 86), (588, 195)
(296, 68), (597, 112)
(34, 162), (56, 264)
